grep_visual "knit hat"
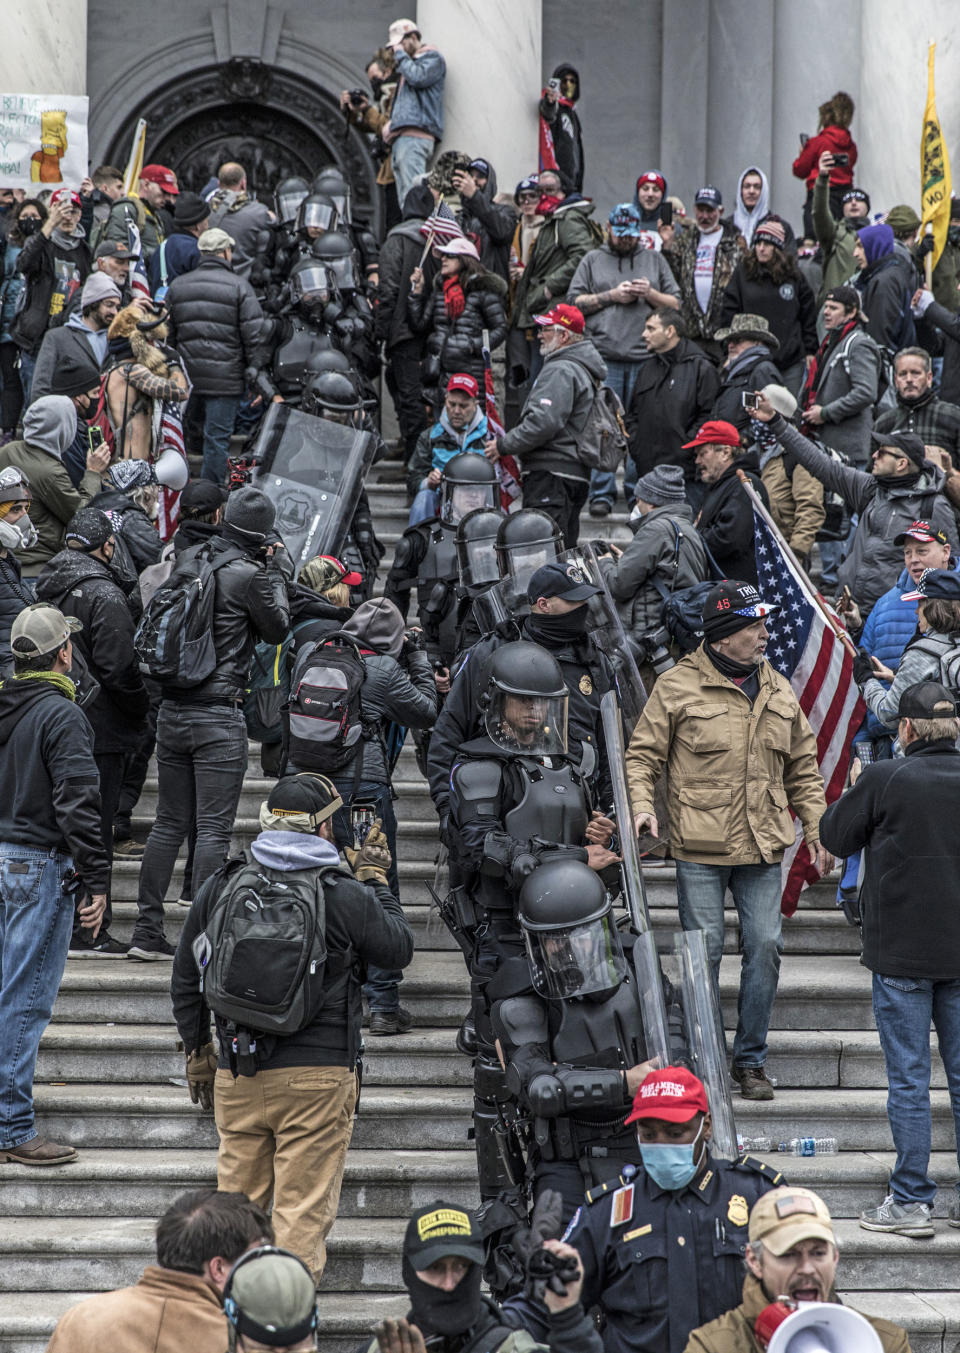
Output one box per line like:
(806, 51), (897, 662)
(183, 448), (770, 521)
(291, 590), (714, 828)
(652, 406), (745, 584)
(223, 487), (276, 542)
(81, 272), (121, 309)
(173, 192), (209, 228)
(65, 507), (114, 552)
(857, 222), (895, 265)
(197, 227), (235, 253)
(885, 204), (921, 236)
(753, 218), (786, 248)
(842, 187), (871, 210)
(634, 464), (686, 506)
(224, 1247), (318, 1348)
(48, 347), (101, 399)
(702, 579), (779, 640)
(341, 596), (405, 659)
(259, 773), (344, 833)
(636, 171), (666, 195)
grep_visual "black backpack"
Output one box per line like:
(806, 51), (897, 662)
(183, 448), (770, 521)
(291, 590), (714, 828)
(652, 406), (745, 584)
(192, 860), (330, 1075)
(134, 542), (241, 685)
(651, 522), (723, 653)
(283, 631), (368, 773)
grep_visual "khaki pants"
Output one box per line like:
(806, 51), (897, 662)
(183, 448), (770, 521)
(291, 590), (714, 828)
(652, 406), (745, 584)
(214, 1064), (358, 1279)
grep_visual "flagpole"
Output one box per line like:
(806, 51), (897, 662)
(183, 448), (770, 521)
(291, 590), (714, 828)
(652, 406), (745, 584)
(413, 193), (446, 276)
(735, 468), (858, 657)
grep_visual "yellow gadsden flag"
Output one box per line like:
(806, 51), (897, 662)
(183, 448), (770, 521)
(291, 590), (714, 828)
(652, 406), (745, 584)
(921, 41), (952, 269)
(122, 118), (147, 199)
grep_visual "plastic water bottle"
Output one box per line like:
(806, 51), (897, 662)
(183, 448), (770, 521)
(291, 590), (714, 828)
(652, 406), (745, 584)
(789, 1137), (838, 1156)
(738, 1135), (772, 1153)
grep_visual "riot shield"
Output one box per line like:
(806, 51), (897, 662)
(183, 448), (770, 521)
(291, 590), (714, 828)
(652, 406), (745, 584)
(673, 929), (738, 1160)
(470, 572), (528, 636)
(249, 402), (376, 580)
(601, 689), (670, 1067)
(557, 545), (646, 735)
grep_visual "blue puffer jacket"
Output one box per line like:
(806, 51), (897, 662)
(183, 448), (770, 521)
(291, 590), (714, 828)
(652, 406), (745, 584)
(860, 560), (960, 734)
(390, 47), (446, 140)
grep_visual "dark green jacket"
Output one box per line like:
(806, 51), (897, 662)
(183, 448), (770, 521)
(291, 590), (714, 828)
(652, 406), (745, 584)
(512, 198), (597, 329)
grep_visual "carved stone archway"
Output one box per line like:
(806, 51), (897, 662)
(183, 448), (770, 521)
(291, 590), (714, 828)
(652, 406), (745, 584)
(104, 60), (380, 230)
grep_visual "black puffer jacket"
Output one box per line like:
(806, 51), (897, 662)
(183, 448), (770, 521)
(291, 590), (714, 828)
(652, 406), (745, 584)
(0, 551), (34, 674)
(91, 489), (163, 573)
(162, 532), (291, 706)
(697, 450), (769, 586)
(11, 229), (92, 354)
(165, 255), (263, 395)
(375, 183), (438, 349)
(627, 340), (721, 480)
(407, 268), (508, 391)
(34, 548), (149, 753)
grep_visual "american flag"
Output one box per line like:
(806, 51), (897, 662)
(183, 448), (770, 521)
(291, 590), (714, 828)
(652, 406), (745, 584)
(156, 401), (187, 540)
(126, 221), (153, 303)
(482, 339), (521, 510)
(419, 200), (463, 243)
(751, 493), (865, 916)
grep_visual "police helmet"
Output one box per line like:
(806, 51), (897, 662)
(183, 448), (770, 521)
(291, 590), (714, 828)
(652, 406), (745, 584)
(312, 168), (349, 218)
(274, 176), (309, 225)
(304, 347), (353, 378)
(483, 641), (568, 756)
(518, 858), (626, 1001)
(439, 452), (498, 525)
(495, 508), (563, 581)
(310, 231), (357, 291)
(302, 371), (361, 417)
(288, 257), (333, 308)
(296, 192), (339, 236)
(456, 507), (506, 588)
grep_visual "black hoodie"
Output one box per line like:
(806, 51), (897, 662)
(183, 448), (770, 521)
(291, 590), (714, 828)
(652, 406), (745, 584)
(376, 183), (441, 347)
(0, 677), (108, 890)
(539, 64), (584, 194)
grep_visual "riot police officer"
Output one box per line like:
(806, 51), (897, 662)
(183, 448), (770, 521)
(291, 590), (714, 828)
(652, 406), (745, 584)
(490, 859), (676, 1219)
(385, 453), (499, 670)
(311, 232), (378, 375)
(251, 258), (342, 404)
(566, 1066), (785, 1353)
(312, 166), (380, 283)
(428, 560), (615, 828)
(445, 642), (616, 1200)
(495, 510), (564, 604)
(454, 506), (506, 660)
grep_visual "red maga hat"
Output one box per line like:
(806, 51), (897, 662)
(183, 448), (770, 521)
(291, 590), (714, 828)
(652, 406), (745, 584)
(446, 373), (479, 398)
(625, 1066), (708, 1125)
(682, 420), (741, 451)
(533, 303), (585, 334)
(140, 164), (179, 194)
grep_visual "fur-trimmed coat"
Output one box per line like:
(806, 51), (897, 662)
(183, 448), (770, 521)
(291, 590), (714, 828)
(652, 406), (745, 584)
(105, 305), (189, 462)
(407, 268), (508, 391)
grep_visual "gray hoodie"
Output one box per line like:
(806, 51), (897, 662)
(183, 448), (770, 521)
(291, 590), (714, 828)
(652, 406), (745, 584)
(342, 597), (405, 658)
(250, 831), (341, 872)
(500, 337), (607, 480)
(22, 395), (77, 459)
(567, 243), (679, 362)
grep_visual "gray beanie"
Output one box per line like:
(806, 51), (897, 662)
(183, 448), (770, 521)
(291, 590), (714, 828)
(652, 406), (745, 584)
(634, 464), (686, 507)
(224, 487), (276, 542)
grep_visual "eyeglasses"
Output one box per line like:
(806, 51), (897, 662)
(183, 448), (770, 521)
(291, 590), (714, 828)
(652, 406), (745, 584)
(518, 193), (541, 204)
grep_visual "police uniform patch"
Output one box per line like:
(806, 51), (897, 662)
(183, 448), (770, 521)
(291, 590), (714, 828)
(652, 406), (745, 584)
(561, 1206), (581, 1242)
(727, 1194), (749, 1228)
(579, 673), (593, 695)
(610, 1183), (634, 1227)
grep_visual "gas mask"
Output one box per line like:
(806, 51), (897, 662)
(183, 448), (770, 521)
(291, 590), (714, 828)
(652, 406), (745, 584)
(0, 514), (37, 551)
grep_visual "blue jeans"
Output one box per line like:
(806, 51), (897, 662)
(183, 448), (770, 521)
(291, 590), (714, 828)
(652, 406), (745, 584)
(17, 350), (36, 405)
(409, 482), (439, 526)
(675, 860), (784, 1068)
(330, 777), (403, 1012)
(392, 136), (434, 210)
(589, 360), (641, 506)
(0, 845), (73, 1147)
(134, 703), (248, 943)
(872, 973), (960, 1206)
(200, 395), (242, 485)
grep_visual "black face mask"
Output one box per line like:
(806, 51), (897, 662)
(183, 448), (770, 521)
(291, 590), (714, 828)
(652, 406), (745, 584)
(369, 76), (384, 101)
(18, 217), (41, 236)
(403, 1257), (483, 1337)
(525, 606), (589, 645)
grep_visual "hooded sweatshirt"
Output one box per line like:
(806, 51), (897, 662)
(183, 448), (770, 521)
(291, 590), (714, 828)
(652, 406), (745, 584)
(632, 170), (669, 227)
(0, 396), (102, 574)
(342, 596), (405, 658)
(250, 830), (341, 872)
(733, 166), (770, 246)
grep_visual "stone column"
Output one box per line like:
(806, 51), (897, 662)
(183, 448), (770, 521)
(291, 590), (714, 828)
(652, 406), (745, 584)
(415, 0), (541, 195)
(659, 0), (710, 206)
(706, 0), (775, 213)
(0, 0), (88, 94)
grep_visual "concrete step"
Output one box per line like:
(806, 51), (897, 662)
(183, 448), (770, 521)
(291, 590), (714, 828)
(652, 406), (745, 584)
(0, 1147), (479, 1219)
(6, 1213), (960, 1296)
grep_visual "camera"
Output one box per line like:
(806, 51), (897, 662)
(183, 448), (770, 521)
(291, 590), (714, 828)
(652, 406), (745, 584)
(348, 89), (367, 107)
(833, 152), (849, 167)
(632, 625), (675, 677)
(741, 391), (761, 411)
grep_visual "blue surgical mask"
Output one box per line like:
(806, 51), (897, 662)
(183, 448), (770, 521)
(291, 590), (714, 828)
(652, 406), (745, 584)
(638, 1120), (704, 1191)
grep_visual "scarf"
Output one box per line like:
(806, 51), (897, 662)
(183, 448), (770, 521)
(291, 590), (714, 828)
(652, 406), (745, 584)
(443, 274), (466, 320)
(802, 317), (859, 414)
(525, 608), (588, 644)
(705, 643), (760, 703)
(6, 670), (76, 700)
(536, 195), (563, 217)
(874, 468), (923, 490)
(51, 225), (85, 251)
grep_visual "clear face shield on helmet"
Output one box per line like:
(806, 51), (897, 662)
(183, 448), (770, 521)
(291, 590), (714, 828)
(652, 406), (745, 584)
(484, 687), (568, 756)
(299, 199), (338, 234)
(441, 480), (498, 526)
(276, 185), (308, 224)
(463, 535), (501, 586)
(291, 264), (332, 308)
(525, 913), (627, 1000)
(325, 253), (357, 293)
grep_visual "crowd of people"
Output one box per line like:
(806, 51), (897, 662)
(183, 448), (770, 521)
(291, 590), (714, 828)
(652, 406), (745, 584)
(2, 19), (960, 1353)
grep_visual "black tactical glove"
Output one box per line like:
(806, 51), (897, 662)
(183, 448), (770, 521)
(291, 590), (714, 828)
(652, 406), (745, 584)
(511, 1189), (579, 1303)
(852, 648), (876, 686)
(917, 232), (936, 258)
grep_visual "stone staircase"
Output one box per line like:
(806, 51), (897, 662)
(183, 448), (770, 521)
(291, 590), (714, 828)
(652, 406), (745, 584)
(2, 469), (959, 1352)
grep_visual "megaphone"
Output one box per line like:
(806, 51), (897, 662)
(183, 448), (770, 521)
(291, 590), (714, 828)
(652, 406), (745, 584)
(758, 1301), (883, 1353)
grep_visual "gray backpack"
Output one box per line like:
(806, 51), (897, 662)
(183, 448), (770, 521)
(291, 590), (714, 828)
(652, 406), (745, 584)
(573, 379), (630, 472)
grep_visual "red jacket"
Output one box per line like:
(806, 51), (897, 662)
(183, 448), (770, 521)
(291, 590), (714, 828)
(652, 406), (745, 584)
(792, 126), (857, 190)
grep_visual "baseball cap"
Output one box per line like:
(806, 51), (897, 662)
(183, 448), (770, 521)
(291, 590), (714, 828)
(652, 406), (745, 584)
(446, 373), (479, 399)
(224, 1247), (317, 1348)
(197, 227), (235, 253)
(261, 773), (344, 833)
(894, 519), (949, 547)
(533, 303), (585, 334)
(748, 1187), (835, 1256)
(609, 202), (644, 237)
(179, 480), (227, 517)
(469, 158), (491, 178)
(64, 507), (114, 552)
(437, 237), (480, 260)
(10, 603), (81, 658)
(404, 1202), (484, 1271)
(897, 679), (959, 719)
(50, 187), (82, 208)
(299, 554), (363, 593)
(95, 239), (133, 261)
(683, 420), (741, 451)
(900, 567), (960, 602)
(702, 579), (779, 641)
(527, 559), (602, 604)
(140, 164), (179, 195)
(870, 429), (926, 467)
(388, 17), (420, 44)
(625, 1066), (708, 1126)
(694, 185), (723, 208)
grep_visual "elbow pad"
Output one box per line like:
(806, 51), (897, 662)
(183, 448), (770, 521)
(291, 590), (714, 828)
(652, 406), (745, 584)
(554, 1066), (626, 1111)
(527, 1072), (564, 1117)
